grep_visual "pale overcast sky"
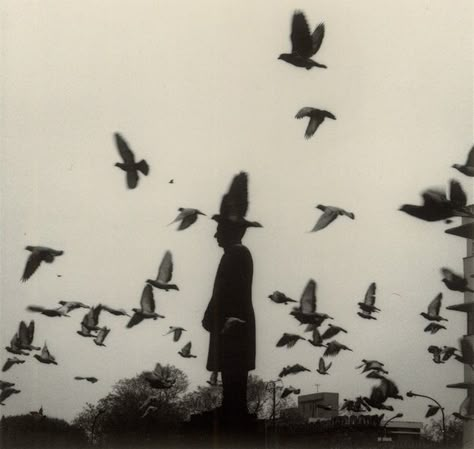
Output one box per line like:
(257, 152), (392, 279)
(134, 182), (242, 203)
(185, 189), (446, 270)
(1, 0), (472, 424)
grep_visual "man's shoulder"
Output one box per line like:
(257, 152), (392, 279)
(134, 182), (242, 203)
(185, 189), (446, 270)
(225, 244), (252, 259)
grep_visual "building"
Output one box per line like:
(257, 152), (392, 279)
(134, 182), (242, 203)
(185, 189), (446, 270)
(380, 420), (422, 443)
(297, 392), (338, 420)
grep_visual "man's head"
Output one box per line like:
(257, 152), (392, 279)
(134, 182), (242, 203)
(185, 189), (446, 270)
(214, 221), (247, 248)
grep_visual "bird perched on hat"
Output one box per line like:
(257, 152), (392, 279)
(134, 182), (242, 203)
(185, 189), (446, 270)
(212, 172), (262, 228)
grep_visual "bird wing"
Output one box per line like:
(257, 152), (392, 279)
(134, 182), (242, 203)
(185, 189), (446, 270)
(441, 268), (454, 282)
(22, 252), (42, 281)
(449, 179), (467, 207)
(276, 333), (292, 347)
(126, 170), (139, 189)
(41, 344), (51, 359)
(27, 321), (35, 344)
(114, 133), (135, 164)
(300, 279), (316, 314)
(2, 360), (15, 372)
(311, 208), (338, 232)
(318, 357), (326, 372)
(173, 328), (183, 342)
(18, 322), (29, 345)
(364, 283), (377, 306)
(157, 251), (173, 283)
(311, 23), (325, 55)
(425, 405), (440, 418)
(312, 327), (323, 344)
(178, 213), (198, 230)
(427, 293), (442, 316)
(92, 306), (102, 325)
(290, 11), (313, 58)
(219, 172), (248, 221)
(295, 107), (314, 119)
(181, 342), (191, 356)
(321, 326), (337, 340)
(126, 312), (144, 328)
(140, 285), (155, 313)
(324, 343), (335, 357)
(465, 146), (474, 166)
(304, 115), (325, 139)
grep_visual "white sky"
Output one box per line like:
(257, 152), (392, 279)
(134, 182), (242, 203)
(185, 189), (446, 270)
(1, 0), (472, 424)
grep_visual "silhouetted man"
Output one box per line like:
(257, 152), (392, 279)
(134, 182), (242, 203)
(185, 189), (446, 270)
(202, 172), (261, 423)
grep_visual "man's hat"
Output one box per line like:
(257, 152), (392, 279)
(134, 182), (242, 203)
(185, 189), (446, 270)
(212, 172), (262, 228)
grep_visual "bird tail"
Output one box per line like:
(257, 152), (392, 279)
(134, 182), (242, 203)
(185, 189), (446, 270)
(137, 160), (149, 176)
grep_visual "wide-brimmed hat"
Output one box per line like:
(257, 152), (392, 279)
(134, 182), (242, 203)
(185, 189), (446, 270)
(212, 172), (262, 228)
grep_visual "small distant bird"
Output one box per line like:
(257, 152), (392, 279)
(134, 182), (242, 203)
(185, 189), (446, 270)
(276, 333), (306, 348)
(99, 304), (130, 317)
(74, 376), (98, 384)
(0, 381), (15, 390)
(163, 326), (187, 342)
(268, 291), (297, 305)
(278, 11), (327, 70)
(324, 341), (352, 357)
(296, 108), (336, 139)
(281, 386), (301, 399)
(5, 334), (29, 356)
(441, 268), (474, 293)
(143, 363), (176, 389)
(27, 305), (70, 317)
(425, 404), (441, 418)
(2, 357), (25, 372)
(146, 251), (179, 291)
(421, 293), (447, 322)
(357, 360), (388, 375)
(307, 327), (326, 347)
(169, 179), (174, 184)
(94, 327), (110, 347)
(0, 387), (21, 405)
(316, 357), (332, 375)
(34, 343), (57, 365)
(206, 371), (222, 387)
(279, 364), (311, 378)
(441, 346), (459, 362)
(18, 321), (40, 351)
(358, 283), (379, 315)
(114, 132), (149, 189)
(178, 342), (197, 358)
(127, 285), (165, 328)
(424, 322), (446, 334)
(321, 324), (348, 340)
(169, 208), (206, 231)
(428, 345), (445, 364)
(290, 279), (333, 325)
(452, 146), (474, 177)
(221, 317), (246, 334)
(57, 301), (90, 313)
(21, 246), (63, 282)
(311, 205), (354, 232)
(341, 398), (370, 413)
(81, 306), (103, 331)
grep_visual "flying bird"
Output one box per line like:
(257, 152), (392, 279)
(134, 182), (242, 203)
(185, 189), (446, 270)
(99, 304), (130, 317)
(276, 333), (306, 348)
(356, 359), (385, 371)
(77, 324), (97, 338)
(2, 357), (25, 372)
(441, 346), (459, 362)
(143, 363), (176, 389)
(452, 146), (474, 177)
(323, 340), (353, 357)
(178, 342), (197, 358)
(146, 251), (179, 291)
(94, 327), (110, 347)
(18, 321), (40, 351)
(0, 381), (15, 390)
(21, 246), (63, 282)
(321, 324), (348, 340)
(127, 285), (164, 329)
(424, 322), (446, 334)
(295, 108), (336, 139)
(279, 364), (311, 378)
(316, 357), (332, 375)
(163, 327), (187, 342)
(428, 345), (445, 364)
(441, 267), (474, 293)
(358, 283), (379, 314)
(307, 327), (326, 347)
(281, 386), (301, 398)
(290, 279), (333, 326)
(114, 132), (149, 189)
(366, 373), (403, 400)
(169, 208), (206, 231)
(363, 384), (394, 411)
(310, 205), (354, 232)
(268, 291), (297, 305)
(74, 376), (98, 384)
(420, 293), (447, 322)
(81, 306), (103, 331)
(33, 343), (57, 365)
(206, 372), (221, 387)
(0, 387), (21, 405)
(5, 334), (29, 356)
(27, 305), (71, 317)
(278, 11), (327, 70)
(57, 301), (90, 313)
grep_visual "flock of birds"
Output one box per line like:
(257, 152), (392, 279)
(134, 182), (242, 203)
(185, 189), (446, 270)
(2, 9), (474, 425)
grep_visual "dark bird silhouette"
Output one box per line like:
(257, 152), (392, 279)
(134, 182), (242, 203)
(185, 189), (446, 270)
(278, 11), (327, 70)
(316, 357), (332, 375)
(452, 146), (474, 177)
(441, 267), (474, 293)
(296, 108), (336, 139)
(290, 279), (333, 326)
(341, 397), (371, 413)
(425, 404), (441, 418)
(99, 304), (130, 317)
(358, 283), (379, 314)
(268, 291), (297, 304)
(357, 360), (388, 375)
(143, 363), (176, 389)
(276, 333), (306, 348)
(420, 293), (447, 322)
(307, 327), (326, 347)
(27, 305), (70, 317)
(57, 301), (90, 313)
(34, 343), (58, 365)
(424, 322), (446, 334)
(169, 179), (174, 184)
(324, 340), (353, 357)
(178, 341), (197, 358)
(18, 321), (40, 351)
(311, 205), (354, 232)
(441, 346), (459, 362)
(365, 373), (403, 400)
(169, 208), (206, 230)
(2, 357), (25, 372)
(163, 326), (186, 342)
(206, 371), (222, 387)
(5, 334), (29, 356)
(321, 324), (348, 340)
(81, 306), (103, 331)
(357, 310), (377, 320)
(76, 324), (97, 338)
(21, 246), (63, 282)
(279, 364), (311, 378)
(146, 251), (179, 291)
(74, 376), (98, 384)
(281, 386), (301, 398)
(428, 345), (445, 364)
(127, 285), (164, 328)
(363, 383), (394, 411)
(399, 179), (474, 221)
(0, 381), (15, 390)
(0, 387), (21, 405)
(114, 132), (149, 189)
(93, 327), (110, 347)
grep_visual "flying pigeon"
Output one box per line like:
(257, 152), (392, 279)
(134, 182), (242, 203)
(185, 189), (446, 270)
(57, 301), (90, 313)
(426, 404), (441, 418)
(127, 285), (164, 328)
(276, 333), (306, 348)
(178, 342), (197, 358)
(18, 321), (40, 351)
(81, 306), (103, 331)
(424, 322), (447, 334)
(316, 357), (332, 375)
(27, 305), (70, 317)
(311, 205), (354, 232)
(281, 386), (301, 399)
(163, 326), (186, 342)
(0, 381), (15, 390)
(34, 343), (58, 365)
(307, 327), (326, 347)
(358, 283), (379, 315)
(296, 108), (336, 139)
(278, 11), (327, 70)
(146, 251), (179, 291)
(441, 267), (474, 293)
(99, 304), (130, 317)
(74, 376), (98, 383)
(0, 387), (21, 405)
(420, 293), (447, 322)
(279, 364), (311, 378)
(5, 334), (29, 356)
(357, 360), (388, 375)
(268, 291), (297, 305)
(323, 340), (353, 357)
(428, 345), (445, 364)
(169, 208), (206, 231)
(21, 246), (63, 282)
(363, 383), (394, 411)
(2, 357), (25, 372)
(221, 317), (246, 334)
(114, 132), (149, 189)
(321, 324), (348, 340)
(206, 371), (221, 387)
(143, 363), (176, 389)
(290, 279), (333, 325)
(94, 327), (110, 347)
(366, 374), (403, 400)
(441, 346), (459, 362)
(77, 324), (97, 338)
(452, 146), (474, 177)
